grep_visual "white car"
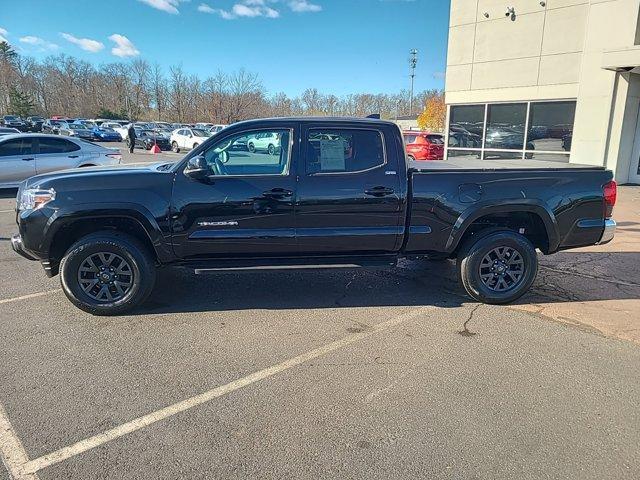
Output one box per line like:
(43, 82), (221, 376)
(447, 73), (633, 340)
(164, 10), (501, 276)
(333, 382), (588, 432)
(208, 124), (228, 134)
(246, 131), (282, 155)
(102, 122), (130, 142)
(170, 128), (210, 153)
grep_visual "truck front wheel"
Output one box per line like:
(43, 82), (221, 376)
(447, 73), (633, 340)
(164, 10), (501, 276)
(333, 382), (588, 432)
(60, 232), (156, 315)
(457, 231), (538, 304)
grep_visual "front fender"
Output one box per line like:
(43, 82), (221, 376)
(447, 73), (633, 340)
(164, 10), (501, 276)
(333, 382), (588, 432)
(42, 202), (174, 263)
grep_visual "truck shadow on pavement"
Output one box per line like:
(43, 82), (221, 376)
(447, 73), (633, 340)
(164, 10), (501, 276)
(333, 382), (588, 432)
(139, 251), (640, 315)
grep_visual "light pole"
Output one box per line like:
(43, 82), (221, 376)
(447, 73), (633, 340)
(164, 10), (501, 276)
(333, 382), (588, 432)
(409, 49), (418, 116)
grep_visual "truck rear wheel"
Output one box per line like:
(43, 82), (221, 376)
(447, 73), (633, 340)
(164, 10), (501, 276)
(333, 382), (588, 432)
(457, 231), (537, 304)
(60, 232), (156, 315)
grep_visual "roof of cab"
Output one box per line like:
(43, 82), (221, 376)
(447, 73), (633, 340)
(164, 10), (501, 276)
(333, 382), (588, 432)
(231, 117), (399, 128)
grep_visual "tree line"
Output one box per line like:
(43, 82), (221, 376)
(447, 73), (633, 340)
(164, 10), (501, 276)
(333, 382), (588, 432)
(0, 41), (442, 125)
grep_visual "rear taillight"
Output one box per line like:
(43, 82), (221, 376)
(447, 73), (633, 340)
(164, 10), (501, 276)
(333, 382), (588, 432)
(603, 180), (617, 217)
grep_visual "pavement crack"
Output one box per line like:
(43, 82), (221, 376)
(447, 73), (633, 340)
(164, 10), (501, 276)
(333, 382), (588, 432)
(458, 304), (481, 337)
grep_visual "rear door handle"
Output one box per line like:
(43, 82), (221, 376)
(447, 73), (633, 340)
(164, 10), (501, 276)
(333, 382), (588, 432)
(262, 188), (293, 199)
(365, 186), (395, 197)
(68, 155), (79, 158)
(22, 157), (34, 161)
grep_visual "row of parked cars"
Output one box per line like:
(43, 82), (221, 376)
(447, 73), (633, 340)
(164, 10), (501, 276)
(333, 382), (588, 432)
(0, 115), (229, 148)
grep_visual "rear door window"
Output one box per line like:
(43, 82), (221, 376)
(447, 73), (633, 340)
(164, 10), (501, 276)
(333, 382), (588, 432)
(305, 129), (385, 174)
(38, 138), (81, 154)
(0, 138), (32, 156)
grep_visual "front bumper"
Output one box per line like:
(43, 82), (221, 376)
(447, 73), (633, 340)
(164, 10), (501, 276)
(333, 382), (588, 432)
(11, 234), (38, 261)
(599, 219), (616, 244)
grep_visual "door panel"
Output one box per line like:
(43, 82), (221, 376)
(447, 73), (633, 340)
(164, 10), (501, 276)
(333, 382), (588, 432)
(35, 137), (83, 174)
(296, 125), (403, 254)
(0, 138), (36, 186)
(171, 126), (298, 259)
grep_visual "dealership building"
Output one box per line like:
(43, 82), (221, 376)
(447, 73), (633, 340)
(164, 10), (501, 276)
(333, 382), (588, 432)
(445, 0), (640, 184)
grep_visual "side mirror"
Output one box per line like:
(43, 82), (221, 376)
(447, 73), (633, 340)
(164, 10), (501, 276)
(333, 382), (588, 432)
(219, 151), (229, 164)
(184, 155), (209, 181)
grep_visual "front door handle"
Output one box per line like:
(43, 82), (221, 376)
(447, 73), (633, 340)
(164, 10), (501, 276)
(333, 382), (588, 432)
(68, 155), (79, 158)
(365, 186), (395, 197)
(22, 157), (34, 161)
(262, 188), (293, 199)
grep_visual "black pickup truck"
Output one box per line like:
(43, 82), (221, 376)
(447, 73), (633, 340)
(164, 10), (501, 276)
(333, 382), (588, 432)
(11, 117), (617, 315)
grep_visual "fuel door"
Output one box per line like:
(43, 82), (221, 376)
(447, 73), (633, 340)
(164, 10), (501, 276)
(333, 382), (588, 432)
(458, 183), (483, 204)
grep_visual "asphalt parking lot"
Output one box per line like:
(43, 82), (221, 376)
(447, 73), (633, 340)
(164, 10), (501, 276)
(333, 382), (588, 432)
(1, 147), (639, 479)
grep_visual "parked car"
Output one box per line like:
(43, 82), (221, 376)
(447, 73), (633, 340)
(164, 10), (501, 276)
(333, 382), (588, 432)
(170, 128), (210, 153)
(42, 119), (64, 135)
(133, 130), (171, 150)
(26, 116), (45, 132)
(10, 117), (617, 315)
(0, 133), (121, 188)
(208, 124), (228, 134)
(245, 131), (281, 155)
(403, 131), (444, 161)
(90, 126), (122, 142)
(0, 127), (20, 136)
(103, 122), (131, 142)
(58, 123), (94, 140)
(2, 115), (28, 131)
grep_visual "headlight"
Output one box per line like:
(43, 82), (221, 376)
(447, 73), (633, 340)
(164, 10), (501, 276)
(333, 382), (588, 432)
(18, 188), (56, 211)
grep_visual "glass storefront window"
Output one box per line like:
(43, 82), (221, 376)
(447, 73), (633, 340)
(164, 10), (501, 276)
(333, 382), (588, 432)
(446, 100), (577, 162)
(447, 149), (481, 160)
(485, 103), (527, 151)
(526, 101), (576, 152)
(448, 105), (484, 148)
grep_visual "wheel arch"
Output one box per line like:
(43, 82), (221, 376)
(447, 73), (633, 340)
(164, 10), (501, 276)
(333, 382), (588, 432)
(448, 202), (560, 255)
(43, 204), (174, 276)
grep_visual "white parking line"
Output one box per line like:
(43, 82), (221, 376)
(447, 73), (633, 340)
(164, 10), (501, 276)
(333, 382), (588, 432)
(0, 210), (15, 214)
(0, 403), (39, 479)
(19, 306), (434, 475)
(0, 290), (61, 306)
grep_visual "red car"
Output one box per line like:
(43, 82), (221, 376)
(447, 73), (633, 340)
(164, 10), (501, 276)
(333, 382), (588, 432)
(404, 131), (445, 160)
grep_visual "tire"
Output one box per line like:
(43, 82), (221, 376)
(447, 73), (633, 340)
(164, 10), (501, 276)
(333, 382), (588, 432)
(59, 231), (156, 316)
(193, 143), (199, 150)
(248, 142), (255, 153)
(172, 141), (180, 153)
(408, 155), (416, 161)
(457, 230), (537, 305)
(267, 144), (275, 155)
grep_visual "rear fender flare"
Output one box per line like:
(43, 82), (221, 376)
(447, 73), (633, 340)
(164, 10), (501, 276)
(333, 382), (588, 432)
(446, 200), (560, 253)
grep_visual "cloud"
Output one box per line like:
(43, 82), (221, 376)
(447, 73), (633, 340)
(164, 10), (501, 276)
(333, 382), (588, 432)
(137, 0), (183, 14)
(201, 0), (280, 19)
(288, 0), (321, 12)
(109, 34), (140, 57)
(0, 27), (9, 43)
(60, 32), (105, 52)
(19, 36), (59, 51)
(197, 3), (215, 13)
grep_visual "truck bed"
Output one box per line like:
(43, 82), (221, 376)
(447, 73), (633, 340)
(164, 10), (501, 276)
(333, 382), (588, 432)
(409, 158), (606, 172)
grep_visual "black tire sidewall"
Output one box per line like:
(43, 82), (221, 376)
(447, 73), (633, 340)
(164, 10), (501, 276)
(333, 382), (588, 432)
(458, 231), (538, 304)
(60, 233), (155, 315)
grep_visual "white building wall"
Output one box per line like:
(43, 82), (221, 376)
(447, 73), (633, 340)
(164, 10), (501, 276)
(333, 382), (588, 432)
(445, 0), (640, 182)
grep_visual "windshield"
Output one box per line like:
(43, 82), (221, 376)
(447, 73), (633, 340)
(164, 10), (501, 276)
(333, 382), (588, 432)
(4, 115), (19, 121)
(69, 124), (83, 130)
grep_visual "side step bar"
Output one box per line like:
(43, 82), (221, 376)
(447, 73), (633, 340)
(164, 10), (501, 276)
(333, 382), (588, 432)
(192, 256), (398, 274)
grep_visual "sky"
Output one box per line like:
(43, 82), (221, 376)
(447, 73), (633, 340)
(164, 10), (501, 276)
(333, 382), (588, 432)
(0, 0), (450, 97)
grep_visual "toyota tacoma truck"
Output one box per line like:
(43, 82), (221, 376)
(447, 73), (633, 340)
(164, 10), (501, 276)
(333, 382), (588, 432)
(11, 117), (617, 315)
